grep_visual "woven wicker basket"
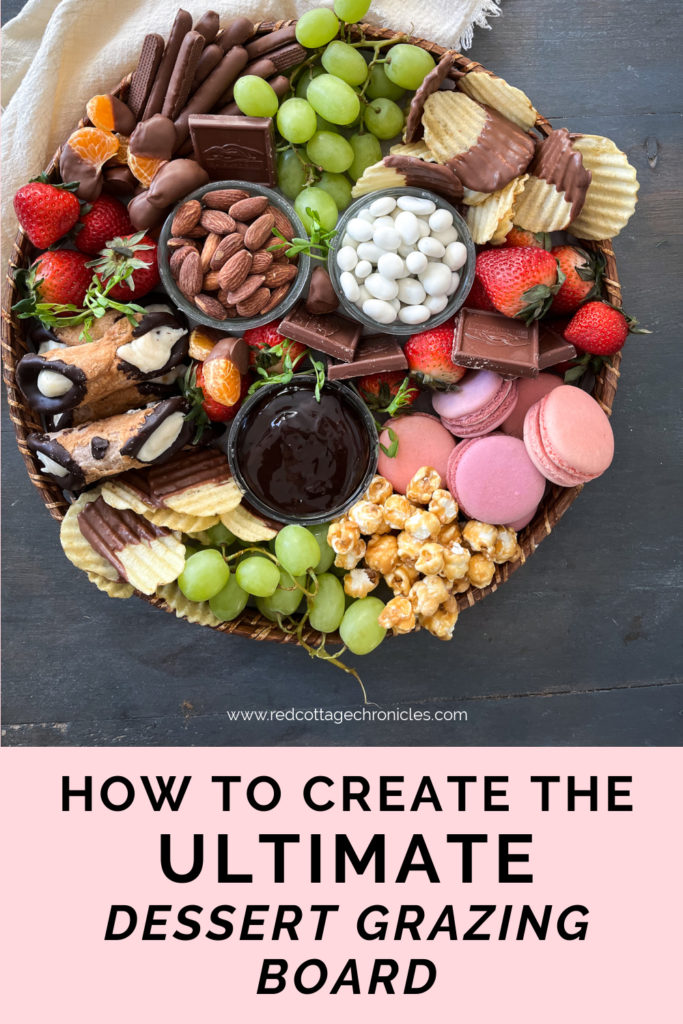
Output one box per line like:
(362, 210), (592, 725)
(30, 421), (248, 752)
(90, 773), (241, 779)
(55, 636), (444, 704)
(1, 19), (623, 646)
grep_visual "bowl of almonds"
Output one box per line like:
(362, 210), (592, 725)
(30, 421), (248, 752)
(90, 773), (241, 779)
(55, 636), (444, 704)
(158, 180), (310, 332)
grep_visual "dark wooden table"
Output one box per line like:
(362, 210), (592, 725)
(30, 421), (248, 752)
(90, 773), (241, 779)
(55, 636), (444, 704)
(2, 0), (681, 746)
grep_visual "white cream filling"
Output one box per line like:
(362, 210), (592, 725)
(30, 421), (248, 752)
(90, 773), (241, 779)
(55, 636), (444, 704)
(37, 368), (73, 397)
(37, 451), (68, 477)
(136, 411), (185, 463)
(38, 339), (66, 355)
(151, 363), (186, 386)
(144, 303), (174, 314)
(117, 326), (185, 374)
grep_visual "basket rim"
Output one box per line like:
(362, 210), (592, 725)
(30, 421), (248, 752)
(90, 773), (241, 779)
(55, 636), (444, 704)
(0, 18), (623, 646)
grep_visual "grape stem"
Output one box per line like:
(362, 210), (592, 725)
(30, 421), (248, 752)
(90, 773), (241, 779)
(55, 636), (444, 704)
(288, 50), (324, 94)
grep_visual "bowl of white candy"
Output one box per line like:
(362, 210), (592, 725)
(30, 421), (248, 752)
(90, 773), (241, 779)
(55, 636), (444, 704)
(328, 187), (475, 336)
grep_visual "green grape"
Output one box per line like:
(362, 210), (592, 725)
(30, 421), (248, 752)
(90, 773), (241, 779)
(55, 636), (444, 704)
(296, 8), (340, 48)
(307, 73), (360, 126)
(177, 549), (230, 602)
(365, 63), (405, 101)
(385, 43), (436, 90)
(256, 569), (305, 620)
(334, 0), (372, 20)
(277, 97), (317, 144)
(339, 596), (387, 655)
(209, 576), (249, 622)
(275, 524), (321, 576)
(277, 148), (308, 200)
(317, 171), (352, 211)
(348, 131), (382, 180)
(235, 555), (280, 597)
(295, 65), (325, 99)
(364, 96), (404, 139)
(308, 573), (346, 633)
(308, 522), (336, 572)
(233, 76), (279, 117)
(294, 187), (339, 232)
(306, 130), (354, 173)
(205, 522), (236, 547)
(321, 41), (368, 87)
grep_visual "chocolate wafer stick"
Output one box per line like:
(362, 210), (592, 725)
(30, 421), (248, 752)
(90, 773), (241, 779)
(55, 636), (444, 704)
(219, 75), (290, 117)
(142, 8), (193, 120)
(192, 42), (223, 89)
(173, 45), (248, 149)
(194, 10), (220, 42)
(161, 30), (205, 120)
(215, 47), (304, 109)
(218, 16), (254, 51)
(244, 24), (298, 60)
(268, 43), (307, 73)
(217, 56), (277, 107)
(127, 34), (165, 119)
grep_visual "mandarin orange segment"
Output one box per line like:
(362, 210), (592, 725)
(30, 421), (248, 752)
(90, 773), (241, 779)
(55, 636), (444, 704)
(66, 127), (119, 168)
(201, 357), (242, 407)
(86, 95), (116, 132)
(188, 328), (218, 362)
(112, 135), (130, 166)
(127, 152), (165, 187)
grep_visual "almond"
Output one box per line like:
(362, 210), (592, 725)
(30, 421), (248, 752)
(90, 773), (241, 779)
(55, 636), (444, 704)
(200, 232), (222, 272)
(203, 270), (221, 291)
(177, 249), (203, 299)
(236, 287), (271, 318)
(200, 209), (236, 235)
(268, 205), (295, 241)
(244, 213), (275, 251)
(217, 249), (253, 291)
(204, 188), (250, 210)
(167, 236), (198, 251)
(186, 224), (209, 239)
(233, 221), (248, 237)
(210, 232), (244, 269)
(226, 274), (266, 305)
(260, 283), (291, 315)
(171, 199), (202, 236)
(251, 250), (274, 273)
(170, 245), (197, 277)
(229, 195), (269, 221)
(195, 293), (228, 320)
(263, 262), (298, 287)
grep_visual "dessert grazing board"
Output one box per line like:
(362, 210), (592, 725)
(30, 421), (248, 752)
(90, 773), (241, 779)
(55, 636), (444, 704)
(2, 0), (640, 677)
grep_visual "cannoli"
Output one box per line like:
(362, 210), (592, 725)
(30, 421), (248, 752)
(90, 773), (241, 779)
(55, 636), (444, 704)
(49, 378), (179, 430)
(16, 311), (188, 416)
(28, 396), (192, 490)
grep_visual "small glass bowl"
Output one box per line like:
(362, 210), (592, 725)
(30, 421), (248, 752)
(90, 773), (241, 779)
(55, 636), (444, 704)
(227, 376), (379, 526)
(328, 185), (476, 336)
(158, 180), (310, 332)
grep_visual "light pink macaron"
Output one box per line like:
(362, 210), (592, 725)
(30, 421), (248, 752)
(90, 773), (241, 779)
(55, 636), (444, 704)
(523, 385), (614, 486)
(433, 370), (518, 438)
(378, 413), (456, 494)
(447, 433), (546, 526)
(501, 372), (562, 439)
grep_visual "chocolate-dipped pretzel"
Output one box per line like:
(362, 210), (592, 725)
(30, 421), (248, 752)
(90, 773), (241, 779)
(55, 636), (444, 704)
(28, 396), (193, 490)
(16, 312), (188, 415)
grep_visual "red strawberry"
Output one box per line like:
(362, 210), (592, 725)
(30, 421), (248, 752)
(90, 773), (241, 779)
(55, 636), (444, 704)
(465, 274), (496, 311)
(243, 320), (308, 374)
(75, 195), (133, 255)
(476, 247), (563, 322)
(404, 318), (467, 389)
(195, 363), (250, 422)
(563, 301), (630, 356)
(504, 226), (550, 249)
(27, 250), (93, 307)
(550, 245), (603, 314)
(357, 372), (420, 415)
(90, 232), (159, 300)
(13, 179), (80, 249)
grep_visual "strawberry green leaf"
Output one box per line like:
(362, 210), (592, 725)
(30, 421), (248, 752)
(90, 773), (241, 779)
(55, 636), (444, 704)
(379, 426), (399, 459)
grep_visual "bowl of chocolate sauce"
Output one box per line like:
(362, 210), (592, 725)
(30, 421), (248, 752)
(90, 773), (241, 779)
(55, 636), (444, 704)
(228, 376), (378, 525)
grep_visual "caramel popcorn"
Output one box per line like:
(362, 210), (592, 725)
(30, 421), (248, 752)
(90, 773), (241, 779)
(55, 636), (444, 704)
(404, 508), (441, 542)
(451, 576), (472, 594)
(467, 552), (496, 589)
(378, 596), (416, 635)
(384, 564), (419, 596)
(409, 575), (450, 617)
(405, 466), (441, 505)
(441, 542), (471, 581)
(438, 522), (462, 547)
(421, 595), (459, 640)
(415, 541), (445, 576)
(383, 493), (416, 530)
(397, 530), (423, 566)
(344, 567), (380, 598)
(347, 500), (386, 535)
(364, 534), (398, 575)
(328, 518), (361, 555)
(462, 520), (499, 556)
(334, 539), (366, 570)
(429, 488), (458, 525)
(493, 527), (520, 564)
(365, 475), (393, 505)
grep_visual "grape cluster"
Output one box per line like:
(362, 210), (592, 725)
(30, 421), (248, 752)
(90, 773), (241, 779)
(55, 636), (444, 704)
(231, 0), (437, 234)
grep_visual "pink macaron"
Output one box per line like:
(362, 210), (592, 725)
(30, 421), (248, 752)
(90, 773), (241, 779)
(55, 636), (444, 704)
(378, 413), (456, 494)
(447, 433), (546, 526)
(523, 385), (614, 486)
(501, 372), (562, 439)
(433, 369), (519, 437)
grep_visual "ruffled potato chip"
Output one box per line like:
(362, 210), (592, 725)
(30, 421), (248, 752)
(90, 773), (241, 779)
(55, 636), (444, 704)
(60, 490), (119, 581)
(458, 70), (538, 130)
(156, 582), (222, 627)
(423, 91), (487, 165)
(466, 175), (528, 244)
(86, 572), (135, 599)
(567, 135), (639, 240)
(512, 175), (575, 232)
(221, 504), (278, 542)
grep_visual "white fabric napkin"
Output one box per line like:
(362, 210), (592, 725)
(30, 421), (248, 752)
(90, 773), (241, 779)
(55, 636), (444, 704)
(1, 0), (502, 259)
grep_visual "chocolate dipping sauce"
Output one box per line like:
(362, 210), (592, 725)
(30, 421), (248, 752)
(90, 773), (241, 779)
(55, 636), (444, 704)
(230, 378), (377, 523)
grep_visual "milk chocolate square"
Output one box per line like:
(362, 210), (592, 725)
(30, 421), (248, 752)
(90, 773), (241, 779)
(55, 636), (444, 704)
(278, 303), (362, 362)
(452, 307), (539, 378)
(189, 114), (276, 184)
(326, 334), (408, 381)
(538, 321), (577, 369)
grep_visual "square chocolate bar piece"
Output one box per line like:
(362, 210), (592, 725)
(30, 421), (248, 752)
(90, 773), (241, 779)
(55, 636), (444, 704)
(326, 334), (408, 381)
(279, 303), (362, 362)
(189, 114), (276, 184)
(538, 321), (577, 370)
(452, 307), (539, 378)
